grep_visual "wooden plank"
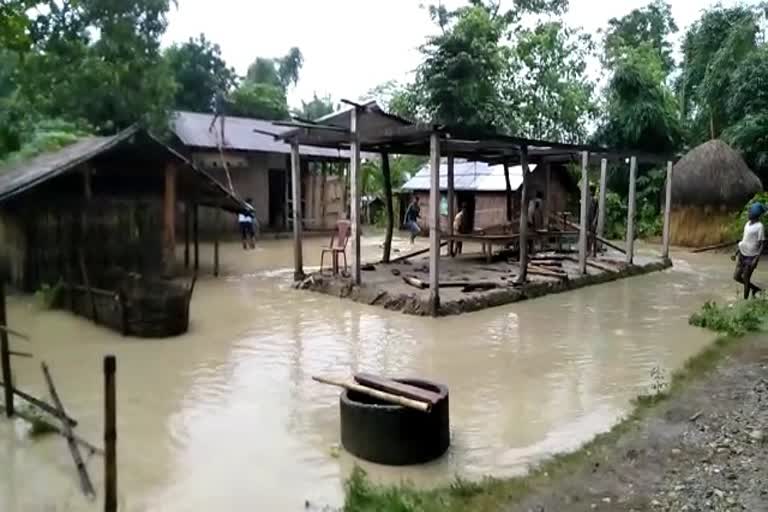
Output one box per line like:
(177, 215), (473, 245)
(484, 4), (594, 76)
(312, 376), (431, 412)
(41, 362), (96, 499)
(354, 373), (441, 405)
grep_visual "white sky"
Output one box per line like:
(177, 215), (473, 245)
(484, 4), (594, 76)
(163, 0), (752, 109)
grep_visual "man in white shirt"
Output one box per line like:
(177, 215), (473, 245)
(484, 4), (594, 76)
(733, 202), (765, 299)
(239, 198), (256, 250)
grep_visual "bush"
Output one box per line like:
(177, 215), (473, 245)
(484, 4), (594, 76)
(728, 191), (768, 239)
(689, 298), (768, 336)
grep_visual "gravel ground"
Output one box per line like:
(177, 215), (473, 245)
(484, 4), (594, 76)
(510, 335), (768, 512)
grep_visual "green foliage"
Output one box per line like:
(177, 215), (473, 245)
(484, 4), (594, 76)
(296, 93), (336, 120)
(728, 192), (768, 239)
(0, 119), (90, 167)
(689, 298), (768, 337)
(17, 404), (58, 438)
(228, 82), (289, 120)
(165, 34), (238, 113)
(245, 47), (304, 91)
(603, 0), (678, 75)
(34, 280), (64, 309)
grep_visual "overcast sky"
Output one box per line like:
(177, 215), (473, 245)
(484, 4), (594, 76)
(163, 0), (751, 109)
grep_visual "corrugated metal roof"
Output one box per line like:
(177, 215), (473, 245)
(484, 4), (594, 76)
(400, 160), (538, 192)
(171, 111), (350, 159)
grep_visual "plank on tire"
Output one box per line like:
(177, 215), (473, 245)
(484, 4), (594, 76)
(354, 373), (441, 406)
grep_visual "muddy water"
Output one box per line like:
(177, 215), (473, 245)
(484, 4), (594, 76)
(0, 235), (742, 511)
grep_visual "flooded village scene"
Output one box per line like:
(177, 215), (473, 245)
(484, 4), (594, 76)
(3, 1), (768, 511)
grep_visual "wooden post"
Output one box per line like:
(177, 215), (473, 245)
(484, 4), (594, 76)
(184, 203), (190, 269)
(543, 162), (551, 226)
(350, 108), (362, 285)
(381, 153), (394, 263)
(0, 282), (12, 417)
(596, 158), (608, 245)
(290, 141), (304, 281)
(662, 160), (674, 260)
(83, 166), (92, 199)
(104, 355), (117, 512)
(213, 208), (220, 278)
(447, 155), (455, 256)
(626, 156), (638, 264)
(163, 163), (177, 277)
(504, 162), (513, 222)
(517, 147), (530, 284)
(193, 203), (199, 272)
(428, 133), (441, 316)
(578, 151), (589, 275)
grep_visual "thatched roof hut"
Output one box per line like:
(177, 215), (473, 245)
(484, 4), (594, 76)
(671, 139), (763, 247)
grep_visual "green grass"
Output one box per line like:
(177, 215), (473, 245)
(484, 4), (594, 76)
(343, 300), (768, 512)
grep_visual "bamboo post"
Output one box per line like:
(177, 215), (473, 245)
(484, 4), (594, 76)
(78, 250), (98, 322)
(578, 151), (589, 275)
(504, 162), (513, 222)
(543, 162), (551, 226)
(184, 203), (190, 269)
(0, 282), (12, 417)
(428, 132), (441, 316)
(381, 153), (394, 263)
(447, 155), (455, 256)
(662, 160), (674, 260)
(350, 108), (362, 284)
(163, 162), (177, 277)
(104, 356), (117, 512)
(290, 141), (304, 281)
(517, 147), (530, 284)
(193, 203), (199, 272)
(626, 156), (638, 264)
(41, 362), (96, 499)
(596, 158), (608, 249)
(213, 208), (220, 278)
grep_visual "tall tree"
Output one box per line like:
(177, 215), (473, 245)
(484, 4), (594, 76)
(165, 34), (238, 113)
(297, 93), (335, 120)
(231, 47), (304, 120)
(603, 0), (678, 75)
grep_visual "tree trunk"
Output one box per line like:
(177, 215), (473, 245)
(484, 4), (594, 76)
(382, 153), (394, 263)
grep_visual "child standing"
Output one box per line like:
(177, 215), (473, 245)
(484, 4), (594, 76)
(733, 203), (765, 299)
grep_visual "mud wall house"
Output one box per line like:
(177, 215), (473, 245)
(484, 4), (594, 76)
(399, 160), (577, 232)
(170, 111), (351, 236)
(0, 126), (244, 292)
(670, 139), (763, 247)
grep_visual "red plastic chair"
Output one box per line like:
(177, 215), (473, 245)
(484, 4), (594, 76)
(320, 220), (351, 274)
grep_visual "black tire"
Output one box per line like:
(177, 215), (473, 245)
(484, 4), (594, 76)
(339, 378), (450, 465)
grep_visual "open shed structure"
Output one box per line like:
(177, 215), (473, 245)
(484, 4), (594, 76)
(275, 101), (677, 316)
(0, 126), (245, 292)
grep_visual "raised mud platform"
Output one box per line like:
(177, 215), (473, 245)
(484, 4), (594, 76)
(297, 252), (672, 317)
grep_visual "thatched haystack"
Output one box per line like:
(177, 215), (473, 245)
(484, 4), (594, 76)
(671, 139), (762, 247)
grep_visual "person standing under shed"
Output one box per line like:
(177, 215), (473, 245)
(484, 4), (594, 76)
(404, 195), (422, 244)
(587, 185), (599, 255)
(239, 197), (256, 250)
(733, 203), (765, 299)
(527, 191), (544, 254)
(451, 203), (467, 256)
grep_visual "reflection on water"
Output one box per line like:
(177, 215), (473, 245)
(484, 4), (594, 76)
(0, 235), (741, 511)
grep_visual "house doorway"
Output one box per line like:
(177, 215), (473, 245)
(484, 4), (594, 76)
(456, 192), (476, 233)
(268, 169), (286, 229)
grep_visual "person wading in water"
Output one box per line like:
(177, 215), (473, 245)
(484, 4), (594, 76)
(733, 203), (765, 299)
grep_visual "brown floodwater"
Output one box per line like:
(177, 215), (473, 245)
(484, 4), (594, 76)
(0, 234), (743, 511)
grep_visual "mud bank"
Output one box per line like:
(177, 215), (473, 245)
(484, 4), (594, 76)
(297, 255), (673, 316)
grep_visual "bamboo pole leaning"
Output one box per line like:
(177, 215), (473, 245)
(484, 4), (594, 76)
(312, 376), (431, 412)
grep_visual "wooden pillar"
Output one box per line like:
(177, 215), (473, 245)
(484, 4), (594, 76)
(578, 151), (589, 275)
(504, 162), (513, 222)
(290, 141), (304, 281)
(596, 158), (608, 244)
(543, 162), (551, 226)
(662, 160), (673, 260)
(447, 155), (455, 255)
(428, 133), (441, 316)
(350, 108), (361, 284)
(0, 282), (12, 417)
(517, 146), (530, 284)
(213, 208), (220, 277)
(381, 152), (394, 263)
(163, 163), (177, 277)
(184, 203), (190, 269)
(103, 355), (117, 512)
(626, 156), (638, 264)
(193, 203), (199, 272)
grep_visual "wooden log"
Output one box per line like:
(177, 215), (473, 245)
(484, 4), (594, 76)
(9, 407), (101, 455)
(354, 373), (441, 405)
(626, 156), (637, 264)
(402, 275), (428, 290)
(312, 376), (431, 412)
(290, 141), (304, 281)
(41, 362), (96, 499)
(516, 147), (530, 284)
(0, 381), (77, 426)
(385, 241), (448, 264)
(691, 240), (738, 253)
(428, 132), (441, 316)
(0, 282), (13, 417)
(578, 151), (589, 275)
(78, 251), (98, 323)
(104, 356), (117, 512)
(350, 108), (362, 285)
(381, 152), (394, 263)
